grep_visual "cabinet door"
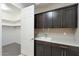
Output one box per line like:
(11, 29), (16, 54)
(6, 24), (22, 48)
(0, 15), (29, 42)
(52, 10), (62, 28)
(44, 12), (53, 28)
(35, 44), (44, 56)
(35, 41), (51, 56)
(35, 14), (45, 28)
(51, 46), (63, 56)
(43, 44), (51, 56)
(64, 48), (77, 56)
(64, 47), (79, 56)
(35, 44), (51, 56)
(62, 5), (77, 28)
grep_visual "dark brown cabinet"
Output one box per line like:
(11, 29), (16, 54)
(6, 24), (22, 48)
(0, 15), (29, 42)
(51, 43), (79, 56)
(35, 12), (53, 28)
(62, 5), (77, 28)
(35, 40), (79, 56)
(52, 10), (62, 28)
(35, 14), (45, 28)
(35, 4), (78, 28)
(64, 47), (79, 56)
(44, 12), (53, 28)
(35, 40), (51, 56)
(51, 46), (63, 56)
(51, 43), (66, 56)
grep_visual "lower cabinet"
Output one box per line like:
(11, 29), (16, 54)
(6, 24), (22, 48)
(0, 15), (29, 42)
(63, 48), (76, 56)
(64, 47), (79, 56)
(35, 40), (51, 56)
(34, 40), (79, 56)
(51, 46), (63, 56)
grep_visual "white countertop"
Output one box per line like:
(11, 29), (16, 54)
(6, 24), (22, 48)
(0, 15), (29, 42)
(35, 37), (79, 47)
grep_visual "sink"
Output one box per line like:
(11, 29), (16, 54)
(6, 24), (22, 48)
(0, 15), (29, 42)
(35, 37), (52, 42)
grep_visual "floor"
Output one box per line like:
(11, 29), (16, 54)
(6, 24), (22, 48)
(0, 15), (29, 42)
(2, 43), (21, 56)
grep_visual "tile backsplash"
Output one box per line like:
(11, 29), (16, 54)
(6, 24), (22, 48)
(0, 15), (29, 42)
(35, 28), (76, 42)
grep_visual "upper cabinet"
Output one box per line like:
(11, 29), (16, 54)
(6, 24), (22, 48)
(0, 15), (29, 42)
(52, 9), (62, 28)
(35, 13), (44, 28)
(35, 4), (78, 28)
(44, 12), (53, 28)
(62, 5), (77, 28)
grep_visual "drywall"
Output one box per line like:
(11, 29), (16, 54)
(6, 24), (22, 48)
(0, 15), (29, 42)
(2, 11), (20, 26)
(2, 26), (21, 46)
(1, 10), (21, 26)
(1, 10), (21, 21)
(35, 3), (75, 14)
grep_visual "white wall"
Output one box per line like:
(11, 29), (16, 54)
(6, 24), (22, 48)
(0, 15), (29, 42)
(1, 6), (21, 46)
(2, 26), (21, 46)
(1, 9), (21, 26)
(0, 4), (21, 55)
(1, 10), (21, 26)
(1, 10), (21, 21)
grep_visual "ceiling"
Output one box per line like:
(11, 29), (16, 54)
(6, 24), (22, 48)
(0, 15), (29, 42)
(12, 3), (34, 9)
(0, 3), (35, 13)
(0, 3), (52, 13)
